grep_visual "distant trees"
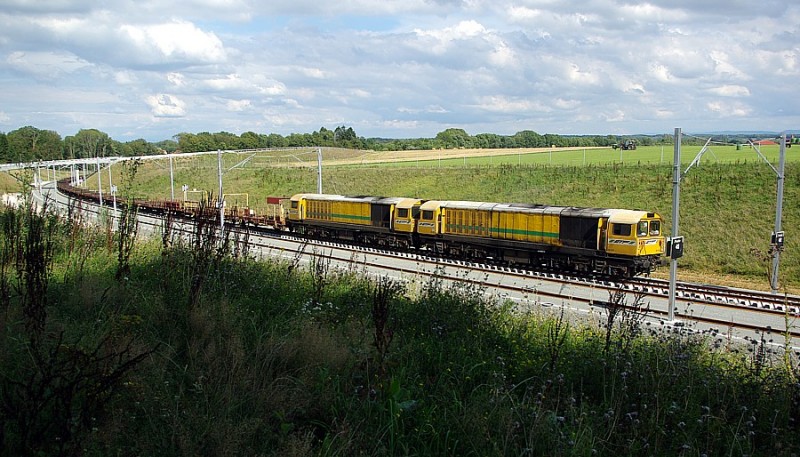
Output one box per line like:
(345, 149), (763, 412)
(116, 139), (160, 157)
(0, 123), (710, 165)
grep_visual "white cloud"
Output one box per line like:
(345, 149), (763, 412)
(6, 50), (91, 79)
(145, 94), (187, 117)
(506, 6), (542, 21)
(205, 74), (249, 91)
(349, 89), (371, 98)
(258, 81), (287, 96)
(489, 41), (515, 67)
(649, 63), (674, 83)
(114, 71), (137, 85)
(167, 73), (186, 87)
(708, 85), (750, 97)
(603, 110), (626, 122)
(299, 67), (328, 79)
(413, 20), (487, 55)
(226, 99), (251, 111)
(475, 96), (550, 113)
(119, 21), (226, 65)
(566, 63), (600, 86)
(554, 98), (580, 110)
(707, 100), (752, 117)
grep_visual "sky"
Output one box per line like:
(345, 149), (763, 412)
(0, 0), (798, 142)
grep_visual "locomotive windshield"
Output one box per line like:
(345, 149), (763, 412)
(637, 221), (648, 237)
(649, 221), (661, 236)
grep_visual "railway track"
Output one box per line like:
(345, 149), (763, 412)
(42, 186), (800, 343)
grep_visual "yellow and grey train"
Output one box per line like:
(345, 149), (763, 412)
(287, 193), (666, 277)
(55, 178), (666, 278)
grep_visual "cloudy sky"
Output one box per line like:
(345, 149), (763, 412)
(0, 0), (798, 142)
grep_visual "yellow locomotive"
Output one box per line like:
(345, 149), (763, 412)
(288, 193), (665, 277)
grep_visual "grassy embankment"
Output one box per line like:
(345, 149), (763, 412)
(0, 170), (23, 194)
(2, 195), (800, 456)
(85, 145), (798, 291)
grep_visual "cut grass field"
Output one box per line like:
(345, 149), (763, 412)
(37, 144), (800, 291)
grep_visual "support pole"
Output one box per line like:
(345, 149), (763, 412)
(169, 153), (175, 201)
(108, 161), (116, 217)
(97, 157), (103, 206)
(217, 149), (224, 233)
(317, 148), (323, 193)
(668, 128), (681, 322)
(771, 134), (786, 293)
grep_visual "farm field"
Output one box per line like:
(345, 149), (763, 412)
(329, 144), (794, 168)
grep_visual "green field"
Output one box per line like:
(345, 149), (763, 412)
(346, 144), (793, 168)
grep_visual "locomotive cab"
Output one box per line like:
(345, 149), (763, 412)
(287, 194), (306, 222)
(605, 210), (665, 258)
(393, 198), (425, 233)
(417, 200), (442, 235)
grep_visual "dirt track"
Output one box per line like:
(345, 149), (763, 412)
(324, 146), (605, 166)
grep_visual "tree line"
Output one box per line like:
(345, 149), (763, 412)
(0, 127), (173, 163)
(0, 124), (753, 164)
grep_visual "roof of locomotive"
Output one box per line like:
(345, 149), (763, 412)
(607, 209), (659, 224)
(421, 200), (600, 216)
(421, 200), (659, 223)
(291, 193), (410, 206)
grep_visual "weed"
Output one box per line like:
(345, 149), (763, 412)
(545, 306), (569, 374)
(114, 198), (138, 282)
(0, 197), (154, 456)
(309, 248), (332, 308)
(371, 276), (402, 376)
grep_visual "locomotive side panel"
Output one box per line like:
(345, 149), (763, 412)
(300, 195), (373, 227)
(490, 207), (560, 245)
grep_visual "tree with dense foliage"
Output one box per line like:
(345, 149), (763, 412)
(239, 131), (263, 149)
(0, 133), (8, 162)
(116, 138), (160, 157)
(6, 126), (62, 162)
(435, 128), (472, 149)
(155, 139), (179, 153)
(64, 129), (113, 159)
